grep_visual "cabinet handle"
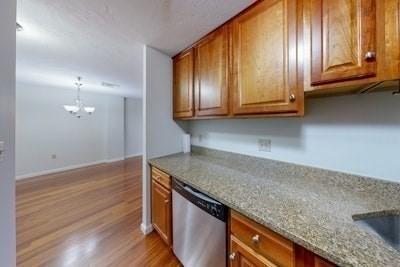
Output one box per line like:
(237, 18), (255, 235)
(364, 51), (376, 61)
(229, 252), (236, 261)
(289, 94), (296, 102)
(252, 234), (260, 244)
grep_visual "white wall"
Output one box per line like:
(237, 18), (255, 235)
(0, 0), (16, 265)
(141, 46), (187, 234)
(105, 96), (125, 161)
(125, 97), (143, 158)
(189, 91), (400, 182)
(16, 83), (125, 178)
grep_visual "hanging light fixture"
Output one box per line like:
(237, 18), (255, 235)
(63, 77), (95, 118)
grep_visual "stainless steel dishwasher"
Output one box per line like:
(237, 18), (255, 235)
(172, 178), (227, 267)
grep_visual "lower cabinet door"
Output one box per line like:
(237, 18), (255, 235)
(151, 180), (172, 245)
(295, 245), (336, 267)
(314, 256), (336, 267)
(229, 235), (277, 267)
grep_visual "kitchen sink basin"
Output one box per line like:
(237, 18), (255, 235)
(353, 213), (399, 252)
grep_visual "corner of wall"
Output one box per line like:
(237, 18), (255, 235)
(0, 0), (17, 265)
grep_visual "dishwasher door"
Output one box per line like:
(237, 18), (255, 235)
(172, 179), (227, 267)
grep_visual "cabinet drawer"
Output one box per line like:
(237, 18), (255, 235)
(230, 211), (295, 267)
(230, 235), (278, 267)
(151, 167), (171, 190)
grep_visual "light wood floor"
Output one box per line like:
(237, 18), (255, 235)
(16, 157), (180, 267)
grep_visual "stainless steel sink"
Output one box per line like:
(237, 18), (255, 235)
(353, 213), (399, 252)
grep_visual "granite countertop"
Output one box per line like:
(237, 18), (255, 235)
(148, 147), (400, 267)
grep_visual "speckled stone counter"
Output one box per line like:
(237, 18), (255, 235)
(148, 147), (400, 267)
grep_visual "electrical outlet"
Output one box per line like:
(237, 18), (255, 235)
(258, 139), (271, 152)
(198, 134), (203, 142)
(51, 154), (57, 159)
(0, 141), (4, 161)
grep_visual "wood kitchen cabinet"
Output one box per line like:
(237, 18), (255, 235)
(230, 211), (295, 267)
(383, 0), (400, 80)
(229, 210), (336, 267)
(173, 49), (194, 119)
(295, 245), (336, 267)
(305, 0), (400, 95)
(151, 167), (172, 245)
(194, 25), (229, 117)
(231, 0), (303, 116)
(314, 257), (336, 267)
(310, 0), (377, 86)
(172, 0), (400, 118)
(173, 0), (304, 119)
(230, 235), (278, 267)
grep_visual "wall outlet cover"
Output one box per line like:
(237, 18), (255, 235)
(258, 139), (271, 152)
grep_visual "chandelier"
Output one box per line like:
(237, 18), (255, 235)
(63, 77), (95, 118)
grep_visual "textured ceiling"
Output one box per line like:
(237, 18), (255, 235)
(17, 0), (255, 97)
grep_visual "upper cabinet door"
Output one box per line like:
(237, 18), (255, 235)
(311, 0), (377, 85)
(173, 50), (194, 119)
(232, 0), (303, 115)
(195, 26), (229, 117)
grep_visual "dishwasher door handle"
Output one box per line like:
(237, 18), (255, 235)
(183, 185), (220, 205)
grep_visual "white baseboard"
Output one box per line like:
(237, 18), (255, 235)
(125, 153), (142, 159)
(140, 223), (154, 235)
(16, 157), (127, 180)
(104, 157), (125, 163)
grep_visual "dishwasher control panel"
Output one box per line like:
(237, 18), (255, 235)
(172, 178), (227, 222)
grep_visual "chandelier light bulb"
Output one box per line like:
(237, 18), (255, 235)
(84, 107), (96, 114)
(64, 105), (80, 113)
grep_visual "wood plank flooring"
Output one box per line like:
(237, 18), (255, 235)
(16, 157), (181, 267)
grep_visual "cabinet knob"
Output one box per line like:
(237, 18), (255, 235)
(252, 234), (260, 244)
(289, 94), (296, 102)
(364, 51), (376, 61)
(229, 252), (236, 261)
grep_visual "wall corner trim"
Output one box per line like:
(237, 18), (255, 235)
(140, 222), (154, 235)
